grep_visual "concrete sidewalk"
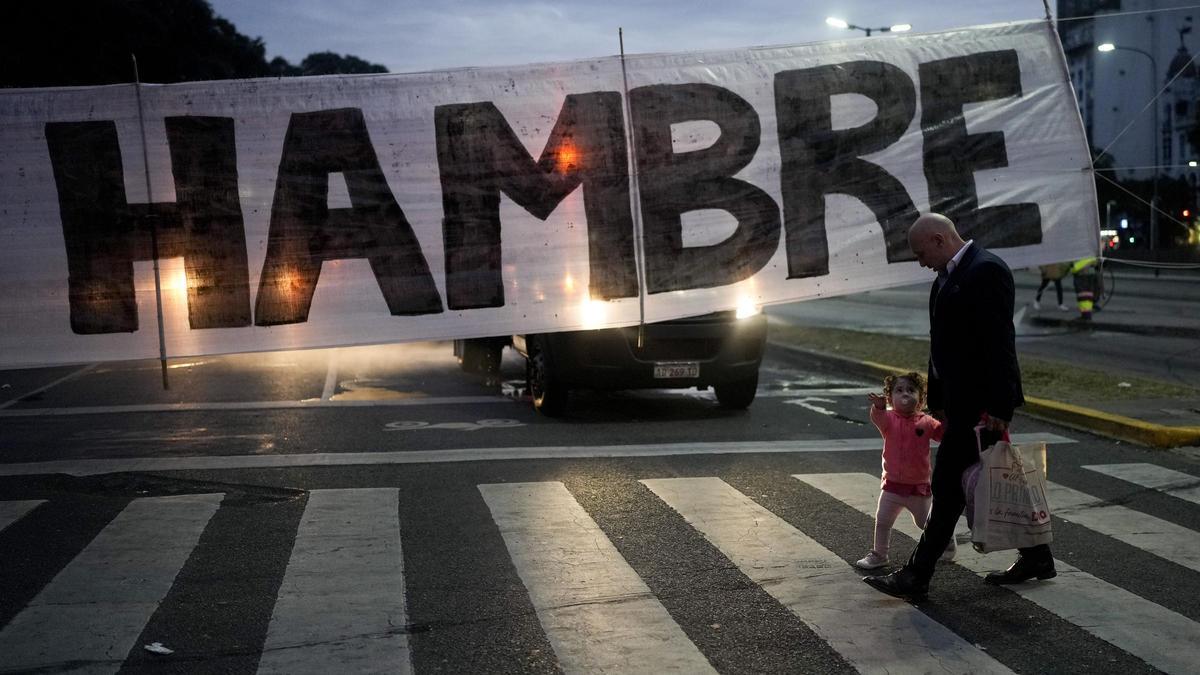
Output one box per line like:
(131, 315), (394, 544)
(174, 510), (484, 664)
(1025, 302), (1200, 339)
(1018, 267), (1200, 339)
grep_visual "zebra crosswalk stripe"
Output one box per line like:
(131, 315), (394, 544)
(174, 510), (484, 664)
(0, 493), (222, 674)
(0, 432), (1075, 477)
(6, 462), (1200, 673)
(642, 477), (1012, 675)
(794, 472), (1200, 675)
(0, 499), (43, 532)
(258, 488), (411, 675)
(479, 481), (716, 675)
(1082, 463), (1200, 506)
(1047, 481), (1200, 573)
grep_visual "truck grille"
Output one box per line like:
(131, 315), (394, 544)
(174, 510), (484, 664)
(631, 337), (723, 361)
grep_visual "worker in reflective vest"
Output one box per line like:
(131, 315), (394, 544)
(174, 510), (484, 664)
(1070, 257), (1098, 320)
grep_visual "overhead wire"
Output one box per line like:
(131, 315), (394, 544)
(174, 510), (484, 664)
(1055, 4), (1200, 24)
(1043, 5), (1200, 269)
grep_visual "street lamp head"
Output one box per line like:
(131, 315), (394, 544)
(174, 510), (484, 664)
(1097, 43), (1116, 52)
(826, 17), (911, 36)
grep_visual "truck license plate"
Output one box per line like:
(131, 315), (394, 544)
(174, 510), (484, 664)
(653, 361), (700, 379)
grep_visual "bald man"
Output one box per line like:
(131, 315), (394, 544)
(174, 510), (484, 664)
(863, 213), (1055, 600)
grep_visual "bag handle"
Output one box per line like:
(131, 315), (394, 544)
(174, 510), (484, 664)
(974, 416), (1020, 468)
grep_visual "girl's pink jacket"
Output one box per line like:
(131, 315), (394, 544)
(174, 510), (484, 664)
(869, 407), (945, 488)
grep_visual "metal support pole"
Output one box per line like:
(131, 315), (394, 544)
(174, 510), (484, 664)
(132, 54), (170, 390)
(1151, 126), (1159, 252)
(1150, 15), (1159, 253)
(618, 28), (649, 349)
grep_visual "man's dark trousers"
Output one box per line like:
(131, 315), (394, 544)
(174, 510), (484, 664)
(905, 419), (1050, 580)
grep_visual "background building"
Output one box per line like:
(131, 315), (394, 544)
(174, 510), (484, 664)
(1059, 1), (1200, 252)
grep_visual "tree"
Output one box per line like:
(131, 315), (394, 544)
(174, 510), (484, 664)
(1, 0), (385, 88)
(268, 53), (389, 78)
(298, 52), (388, 76)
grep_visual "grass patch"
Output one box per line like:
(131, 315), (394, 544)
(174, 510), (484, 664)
(769, 324), (1199, 403)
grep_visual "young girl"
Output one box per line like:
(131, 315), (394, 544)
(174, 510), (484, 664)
(855, 371), (952, 569)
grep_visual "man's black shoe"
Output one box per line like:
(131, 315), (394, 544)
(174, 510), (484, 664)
(985, 555), (1057, 585)
(862, 568), (928, 601)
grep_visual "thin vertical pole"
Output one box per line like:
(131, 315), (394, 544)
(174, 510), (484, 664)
(132, 55), (170, 390)
(618, 28), (649, 348)
(1041, 0), (1052, 22)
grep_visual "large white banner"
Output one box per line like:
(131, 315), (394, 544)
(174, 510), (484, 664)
(0, 20), (1097, 368)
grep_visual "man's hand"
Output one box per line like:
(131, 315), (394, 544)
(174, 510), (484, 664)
(868, 393), (886, 410)
(983, 415), (1010, 433)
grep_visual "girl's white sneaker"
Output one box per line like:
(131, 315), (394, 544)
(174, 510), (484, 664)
(854, 551), (889, 569)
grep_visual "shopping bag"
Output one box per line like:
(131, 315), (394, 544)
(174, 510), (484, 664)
(970, 439), (1052, 553)
(961, 461), (983, 531)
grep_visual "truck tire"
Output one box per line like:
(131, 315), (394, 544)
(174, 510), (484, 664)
(527, 349), (568, 416)
(715, 374), (758, 410)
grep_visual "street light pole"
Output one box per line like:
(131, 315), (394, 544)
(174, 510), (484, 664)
(825, 17), (911, 37)
(1097, 42), (1159, 251)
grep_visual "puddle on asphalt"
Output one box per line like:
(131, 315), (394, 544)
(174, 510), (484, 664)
(758, 368), (868, 393)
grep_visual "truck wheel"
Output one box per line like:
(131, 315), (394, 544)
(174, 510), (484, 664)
(528, 350), (568, 416)
(715, 375), (758, 410)
(457, 338), (503, 374)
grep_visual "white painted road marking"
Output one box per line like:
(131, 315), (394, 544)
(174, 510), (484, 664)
(0, 499), (44, 532)
(782, 396), (839, 416)
(1047, 481), (1200, 573)
(642, 477), (1011, 675)
(259, 489), (411, 674)
(0, 386), (880, 417)
(0, 494), (222, 674)
(0, 362), (97, 410)
(796, 472), (1200, 675)
(0, 433), (1075, 477)
(479, 481), (715, 674)
(0, 395), (513, 417)
(1082, 463), (1200, 505)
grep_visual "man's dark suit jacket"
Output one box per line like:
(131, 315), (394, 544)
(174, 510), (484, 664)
(926, 243), (1024, 423)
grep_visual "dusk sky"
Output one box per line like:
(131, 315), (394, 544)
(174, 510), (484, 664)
(206, 1), (1058, 74)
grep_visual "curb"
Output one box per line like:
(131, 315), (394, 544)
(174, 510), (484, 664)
(1028, 316), (1200, 340)
(768, 341), (1200, 449)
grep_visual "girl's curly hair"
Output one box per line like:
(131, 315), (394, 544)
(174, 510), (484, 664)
(883, 371), (927, 403)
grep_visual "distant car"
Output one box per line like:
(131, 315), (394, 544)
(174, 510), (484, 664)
(453, 310), (768, 416)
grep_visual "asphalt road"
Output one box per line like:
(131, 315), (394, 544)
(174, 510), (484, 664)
(2, 341), (1199, 673)
(767, 270), (1200, 388)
